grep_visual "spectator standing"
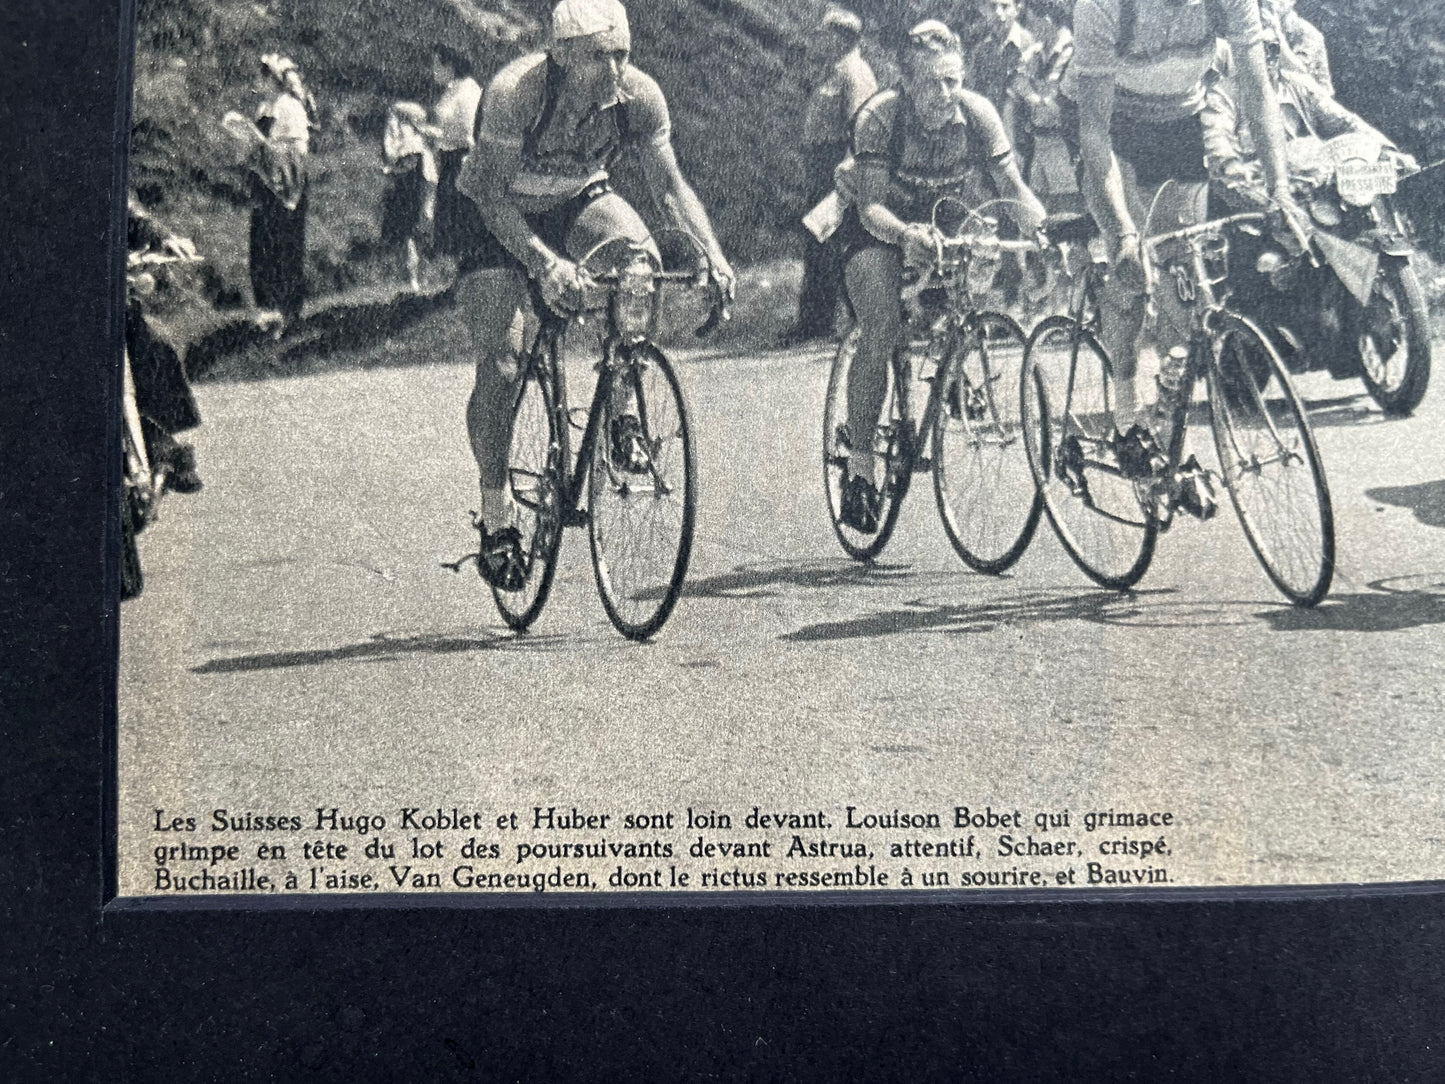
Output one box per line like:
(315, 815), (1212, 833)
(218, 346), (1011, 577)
(248, 54), (311, 330)
(126, 199), (204, 493)
(1016, 0), (1079, 212)
(430, 44), (485, 263)
(381, 102), (439, 293)
(958, 0), (1041, 151)
(1261, 0), (1332, 95)
(785, 6), (877, 345)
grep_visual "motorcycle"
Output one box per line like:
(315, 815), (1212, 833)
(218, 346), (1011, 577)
(1222, 132), (1433, 416)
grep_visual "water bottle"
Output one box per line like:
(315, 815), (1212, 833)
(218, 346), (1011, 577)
(1151, 345), (1191, 449)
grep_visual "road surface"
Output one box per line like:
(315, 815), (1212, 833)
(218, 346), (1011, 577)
(118, 315), (1445, 897)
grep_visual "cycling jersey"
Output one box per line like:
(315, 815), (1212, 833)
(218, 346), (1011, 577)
(1066, 0), (1262, 122)
(850, 87), (1014, 223)
(459, 51), (671, 213)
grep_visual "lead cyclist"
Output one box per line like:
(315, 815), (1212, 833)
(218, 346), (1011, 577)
(452, 0), (734, 587)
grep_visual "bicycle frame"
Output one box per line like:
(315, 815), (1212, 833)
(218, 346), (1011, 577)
(507, 242), (709, 548)
(892, 234), (1038, 472)
(518, 319), (667, 533)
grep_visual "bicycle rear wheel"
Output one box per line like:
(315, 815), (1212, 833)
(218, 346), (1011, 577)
(1207, 314), (1334, 606)
(822, 327), (911, 562)
(1021, 315), (1157, 590)
(588, 342), (696, 640)
(492, 350), (565, 631)
(932, 310), (1041, 573)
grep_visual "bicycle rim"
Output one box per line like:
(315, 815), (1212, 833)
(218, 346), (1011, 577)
(492, 355), (564, 631)
(1207, 314), (1334, 606)
(932, 310), (1041, 573)
(1021, 316), (1156, 590)
(588, 343), (696, 640)
(822, 327), (910, 562)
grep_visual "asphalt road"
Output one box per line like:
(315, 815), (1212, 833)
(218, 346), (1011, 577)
(118, 320), (1445, 895)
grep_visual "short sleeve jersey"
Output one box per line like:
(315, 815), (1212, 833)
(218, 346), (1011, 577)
(1065, 0), (1263, 121)
(850, 87), (1013, 220)
(461, 52), (672, 210)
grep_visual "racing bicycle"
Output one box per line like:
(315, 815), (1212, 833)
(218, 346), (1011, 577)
(1020, 207), (1335, 606)
(822, 200), (1043, 572)
(448, 234), (726, 640)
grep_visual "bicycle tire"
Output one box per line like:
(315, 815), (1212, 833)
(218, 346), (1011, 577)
(1206, 313), (1334, 607)
(1021, 315), (1157, 590)
(822, 327), (911, 562)
(931, 310), (1041, 573)
(588, 341), (696, 641)
(491, 347), (565, 632)
(1357, 260), (1431, 417)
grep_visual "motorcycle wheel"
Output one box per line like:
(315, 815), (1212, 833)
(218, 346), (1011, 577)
(1357, 261), (1431, 417)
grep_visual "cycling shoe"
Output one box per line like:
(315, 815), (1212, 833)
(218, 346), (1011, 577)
(477, 524), (527, 591)
(610, 414), (652, 474)
(839, 474), (881, 534)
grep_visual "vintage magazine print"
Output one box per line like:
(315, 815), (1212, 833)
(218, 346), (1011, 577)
(116, 0), (1444, 902)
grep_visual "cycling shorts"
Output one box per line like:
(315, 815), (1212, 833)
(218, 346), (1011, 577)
(454, 179), (615, 275)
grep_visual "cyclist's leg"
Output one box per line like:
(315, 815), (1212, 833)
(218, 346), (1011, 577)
(563, 191), (657, 267)
(1095, 153), (1149, 428)
(842, 243), (903, 485)
(456, 266), (532, 531)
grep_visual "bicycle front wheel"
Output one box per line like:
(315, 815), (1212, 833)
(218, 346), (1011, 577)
(1207, 314), (1334, 606)
(931, 310), (1040, 573)
(588, 342), (696, 641)
(1021, 315), (1157, 590)
(492, 352), (565, 631)
(822, 327), (911, 561)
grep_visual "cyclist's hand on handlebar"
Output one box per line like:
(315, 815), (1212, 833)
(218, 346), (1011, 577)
(900, 223), (940, 269)
(538, 257), (586, 315)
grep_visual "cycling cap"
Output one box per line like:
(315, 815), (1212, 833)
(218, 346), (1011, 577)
(906, 20), (960, 53)
(552, 0), (630, 42)
(821, 6), (864, 36)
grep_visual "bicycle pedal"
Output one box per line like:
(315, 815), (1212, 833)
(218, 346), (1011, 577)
(1174, 455), (1218, 521)
(1054, 434), (1089, 497)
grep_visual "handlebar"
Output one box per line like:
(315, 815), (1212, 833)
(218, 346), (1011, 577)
(1142, 212), (1267, 250)
(570, 233), (731, 338)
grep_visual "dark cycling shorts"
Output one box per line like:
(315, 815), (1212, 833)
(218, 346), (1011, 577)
(454, 180), (613, 275)
(1060, 100), (1210, 191)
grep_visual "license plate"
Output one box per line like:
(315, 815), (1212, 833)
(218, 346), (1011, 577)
(1336, 160), (1397, 205)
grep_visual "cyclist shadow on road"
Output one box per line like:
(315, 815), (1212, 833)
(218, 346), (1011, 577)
(680, 559), (927, 600)
(779, 575), (1445, 643)
(191, 628), (568, 674)
(1259, 575), (1445, 634)
(1365, 480), (1445, 528)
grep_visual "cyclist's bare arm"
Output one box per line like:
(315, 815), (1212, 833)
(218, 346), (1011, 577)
(1075, 72), (1136, 255)
(1231, 39), (1292, 202)
(457, 92), (556, 279)
(637, 140), (735, 296)
(853, 158), (911, 247)
(986, 156), (1047, 235)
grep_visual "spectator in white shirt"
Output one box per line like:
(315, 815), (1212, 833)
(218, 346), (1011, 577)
(430, 44), (485, 260)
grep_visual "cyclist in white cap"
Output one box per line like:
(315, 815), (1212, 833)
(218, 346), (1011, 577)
(452, 0), (735, 585)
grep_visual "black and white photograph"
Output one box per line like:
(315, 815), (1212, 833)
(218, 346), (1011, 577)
(115, 0), (1445, 902)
